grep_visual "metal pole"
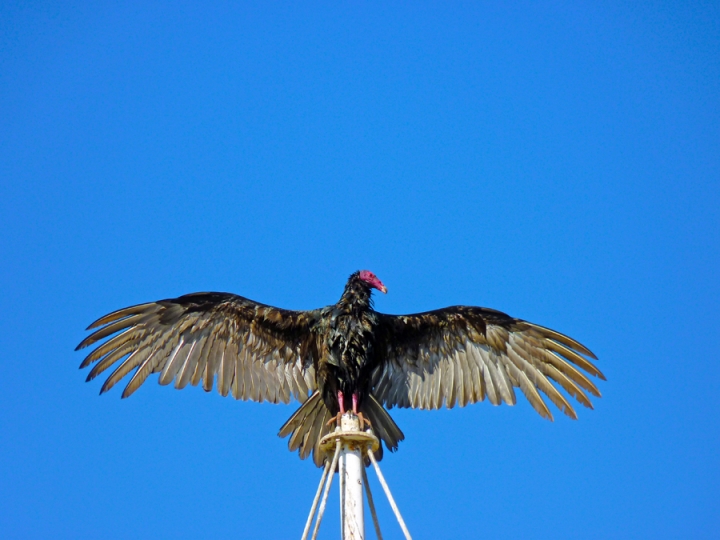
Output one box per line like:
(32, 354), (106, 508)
(301, 455), (334, 540)
(339, 413), (364, 540)
(316, 415), (401, 540)
(367, 449), (412, 540)
(310, 440), (342, 540)
(362, 467), (384, 540)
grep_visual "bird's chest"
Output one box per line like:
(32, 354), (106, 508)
(323, 311), (378, 381)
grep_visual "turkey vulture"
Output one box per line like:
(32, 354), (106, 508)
(76, 270), (604, 466)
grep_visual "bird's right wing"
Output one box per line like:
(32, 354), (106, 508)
(76, 292), (321, 403)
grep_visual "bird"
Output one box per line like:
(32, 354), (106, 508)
(76, 270), (604, 466)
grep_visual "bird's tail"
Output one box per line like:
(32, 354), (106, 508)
(278, 391), (333, 467)
(278, 392), (405, 467)
(360, 393), (405, 457)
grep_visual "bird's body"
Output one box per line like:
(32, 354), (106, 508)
(317, 273), (382, 415)
(76, 270), (604, 466)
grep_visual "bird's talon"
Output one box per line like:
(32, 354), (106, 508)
(356, 412), (371, 430)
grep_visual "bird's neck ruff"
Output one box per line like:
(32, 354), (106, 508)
(339, 273), (373, 311)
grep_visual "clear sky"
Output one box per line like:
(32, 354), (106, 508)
(1, 2), (718, 539)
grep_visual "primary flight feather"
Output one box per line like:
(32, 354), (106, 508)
(76, 270), (604, 466)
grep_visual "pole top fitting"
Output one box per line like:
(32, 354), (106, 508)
(319, 412), (380, 457)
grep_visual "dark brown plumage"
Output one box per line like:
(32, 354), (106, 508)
(76, 270), (604, 466)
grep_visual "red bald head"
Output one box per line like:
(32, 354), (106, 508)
(359, 270), (387, 294)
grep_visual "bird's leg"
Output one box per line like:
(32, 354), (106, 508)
(338, 391), (346, 415)
(327, 390), (346, 427)
(352, 393), (371, 430)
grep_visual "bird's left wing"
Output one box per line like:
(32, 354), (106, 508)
(76, 292), (320, 403)
(372, 307), (604, 420)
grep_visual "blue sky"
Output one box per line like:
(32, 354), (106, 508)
(1, 2), (718, 538)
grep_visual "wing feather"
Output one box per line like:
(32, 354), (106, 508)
(481, 351), (500, 406)
(373, 306), (602, 420)
(76, 292), (320, 403)
(218, 338), (236, 397)
(503, 359), (552, 420)
(466, 344), (484, 403)
(77, 314), (150, 349)
(120, 347), (161, 397)
(86, 340), (136, 382)
(543, 350), (601, 397)
(86, 303), (157, 330)
(506, 344), (575, 419)
(203, 336), (224, 392)
(80, 330), (138, 368)
(102, 344), (162, 395)
(493, 351), (516, 405)
(241, 337), (254, 400)
(442, 353), (456, 408)
(173, 338), (197, 390)
(537, 363), (593, 409)
(544, 339), (605, 380)
(158, 338), (188, 386)
(455, 349), (469, 407)
(190, 334), (213, 387)
(431, 357), (443, 409)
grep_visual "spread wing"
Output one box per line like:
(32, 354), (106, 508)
(372, 306), (604, 420)
(76, 292), (320, 404)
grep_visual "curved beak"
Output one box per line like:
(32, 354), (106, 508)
(379, 285), (387, 294)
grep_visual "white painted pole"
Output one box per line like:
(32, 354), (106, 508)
(301, 454), (334, 540)
(313, 416), (410, 540)
(367, 449), (412, 540)
(310, 440), (342, 540)
(339, 413), (364, 540)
